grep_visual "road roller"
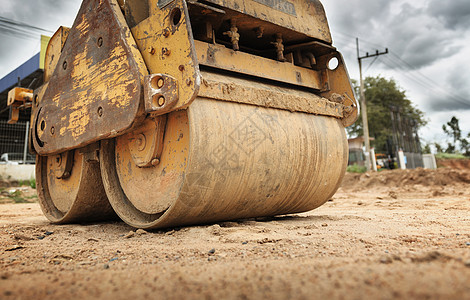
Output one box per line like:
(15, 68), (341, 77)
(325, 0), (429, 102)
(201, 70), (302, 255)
(10, 0), (358, 228)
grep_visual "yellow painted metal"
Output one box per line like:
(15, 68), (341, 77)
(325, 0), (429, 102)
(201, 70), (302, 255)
(195, 40), (323, 90)
(7, 87), (33, 124)
(199, 70), (343, 118)
(32, 0), (359, 228)
(32, 0), (149, 155)
(201, 0), (332, 43)
(44, 27), (69, 82)
(125, 116), (168, 167)
(101, 98), (348, 229)
(131, 0), (200, 114)
(317, 52), (358, 127)
(36, 149), (115, 223)
(40, 35), (52, 70)
(7, 87), (33, 106)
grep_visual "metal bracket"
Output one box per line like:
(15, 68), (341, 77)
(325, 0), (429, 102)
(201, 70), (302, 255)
(127, 116), (168, 168)
(52, 150), (74, 179)
(144, 74), (179, 115)
(79, 143), (100, 163)
(7, 87), (33, 124)
(157, 0), (175, 8)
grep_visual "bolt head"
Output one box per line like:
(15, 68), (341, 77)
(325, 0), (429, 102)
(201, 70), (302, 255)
(157, 78), (164, 88)
(136, 134), (146, 151)
(158, 96), (165, 107)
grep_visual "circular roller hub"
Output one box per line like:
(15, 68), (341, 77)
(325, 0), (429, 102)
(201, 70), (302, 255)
(37, 149), (115, 223)
(101, 98), (348, 229)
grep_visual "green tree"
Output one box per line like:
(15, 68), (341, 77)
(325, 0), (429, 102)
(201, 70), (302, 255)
(461, 134), (470, 157)
(422, 143), (431, 154)
(442, 116), (461, 151)
(434, 143), (443, 153)
(349, 76), (427, 153)
(445, 143), (455, 154)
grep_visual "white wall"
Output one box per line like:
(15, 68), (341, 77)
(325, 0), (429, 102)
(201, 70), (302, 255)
(0, 164), (35, 181)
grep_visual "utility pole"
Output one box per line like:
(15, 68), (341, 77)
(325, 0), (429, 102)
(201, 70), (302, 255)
(356, 38), (388, 171)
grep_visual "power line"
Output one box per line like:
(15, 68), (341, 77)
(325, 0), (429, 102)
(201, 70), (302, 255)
(0, 16), (53, 41)
(357, 38), (389, 171)
(331, 30), (470, 108)
(379, 56), (470, 108)
(388, 51), (470, 105)
(0, 16), (53, 33)
(381, 56), (470, 107)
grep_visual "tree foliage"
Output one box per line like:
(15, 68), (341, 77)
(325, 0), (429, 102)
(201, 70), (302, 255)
(442, 116), (461, 146)
(422, 143), (431, 154)
(461, 135), (470, 157)
(442, 116), (470, 156)
(348, 76), (427, 153)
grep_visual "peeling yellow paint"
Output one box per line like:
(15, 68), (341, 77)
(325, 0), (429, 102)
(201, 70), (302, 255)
(61, 109), (90, 137)
(76, 14), (90, 39)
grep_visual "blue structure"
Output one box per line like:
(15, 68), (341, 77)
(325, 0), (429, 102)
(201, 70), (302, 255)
(0, 52), (43, 121)
(0, 53), (40, 93)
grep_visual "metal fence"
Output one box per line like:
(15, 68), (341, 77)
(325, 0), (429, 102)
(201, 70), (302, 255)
(403, 152), (424, 169)
(0, 120), (35, 164)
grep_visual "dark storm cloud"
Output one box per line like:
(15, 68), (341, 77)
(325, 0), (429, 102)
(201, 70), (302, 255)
(3, 0), (78, 29)
(427, 65), (470, 112)
(0, 0), (80, 77)
(428, 0), (470, 30)
(325, 0), (466, 70)
(427, 95), (470, 112)
(382, 3), (462, 70)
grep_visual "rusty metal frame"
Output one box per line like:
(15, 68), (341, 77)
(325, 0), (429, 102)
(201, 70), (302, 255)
(32, 0), (148, 155)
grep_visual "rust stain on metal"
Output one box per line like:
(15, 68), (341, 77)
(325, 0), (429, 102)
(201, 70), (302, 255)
(132, 0), (200, 115)
(195, 40), (323, 90)
(33, 0), (148, 155)
(33, 0), (359, 229)
(199, 71), (343, 118)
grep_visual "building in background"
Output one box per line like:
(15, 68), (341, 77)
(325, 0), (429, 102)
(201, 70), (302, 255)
(348, 136), (368, 166)
(0, 35), (50, 164)
(389, 106), (424, 169)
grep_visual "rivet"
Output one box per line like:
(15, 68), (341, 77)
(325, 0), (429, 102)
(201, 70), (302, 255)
(97, 37), (103, 47)
(63, 61), (67, 70)
(186, 78), (192, 86)
(157, 78), (164, 88)
(158, 96), (165, 107)
(136, 133), (146, 151)
(163, 29), (170, 37)
(97, 107), (103, 117)
(50, 126), (55, 135)
(178, 65), (185, 71)
(149, 47), (155, 55)
(151, 158), (160, 166)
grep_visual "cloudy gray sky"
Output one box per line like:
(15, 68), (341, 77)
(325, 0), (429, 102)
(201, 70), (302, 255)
(1, 0), (470, 149)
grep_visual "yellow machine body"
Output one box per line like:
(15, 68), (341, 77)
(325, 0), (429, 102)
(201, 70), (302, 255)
(30, 0), (358, 229)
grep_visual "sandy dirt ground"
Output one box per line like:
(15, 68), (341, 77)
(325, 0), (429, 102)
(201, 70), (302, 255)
(0, 168), (469, 299)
